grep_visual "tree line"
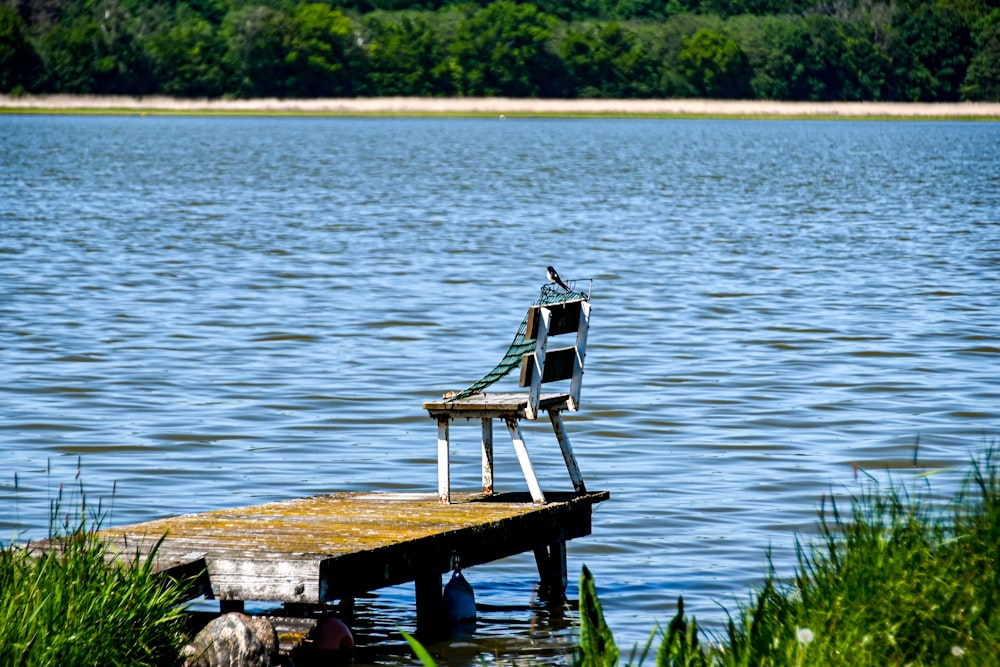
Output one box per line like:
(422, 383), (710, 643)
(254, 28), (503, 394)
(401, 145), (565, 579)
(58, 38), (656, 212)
(1, 0), (998, 101)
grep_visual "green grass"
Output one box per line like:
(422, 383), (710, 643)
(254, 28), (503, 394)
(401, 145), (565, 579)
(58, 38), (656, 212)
(405, 446), (1000, 666)
(716, 448), (1000, 666)
(571, 446), (1000, 666)
(0, 479), (190, 667)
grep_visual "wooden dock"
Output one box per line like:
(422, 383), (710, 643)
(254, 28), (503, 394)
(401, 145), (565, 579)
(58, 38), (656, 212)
(88, 489), (608, 635)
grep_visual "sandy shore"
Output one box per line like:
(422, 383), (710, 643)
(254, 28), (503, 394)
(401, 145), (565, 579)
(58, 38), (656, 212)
(2, 94), (999, 118)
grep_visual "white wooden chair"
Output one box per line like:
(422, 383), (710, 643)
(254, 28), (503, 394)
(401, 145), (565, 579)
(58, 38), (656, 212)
(423, 298), (591, 504)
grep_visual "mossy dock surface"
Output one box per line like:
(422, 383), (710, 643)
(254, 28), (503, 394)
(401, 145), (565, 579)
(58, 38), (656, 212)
(91, 490), (608, 618)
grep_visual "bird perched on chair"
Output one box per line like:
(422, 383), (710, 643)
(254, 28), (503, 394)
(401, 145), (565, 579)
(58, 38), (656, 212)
(546, 266), (571, 291)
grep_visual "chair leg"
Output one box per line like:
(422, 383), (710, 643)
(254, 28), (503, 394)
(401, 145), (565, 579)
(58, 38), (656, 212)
(437, 417), (450, 504)
(548, 410), (587, 493)
(504, 417), (546, 504)
(481, 418), (494, 495)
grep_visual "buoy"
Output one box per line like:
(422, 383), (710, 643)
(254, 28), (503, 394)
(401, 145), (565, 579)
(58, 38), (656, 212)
(315, 615), (355, 652)
(443, 569), (476, 623)
(295, 614), (355, 666)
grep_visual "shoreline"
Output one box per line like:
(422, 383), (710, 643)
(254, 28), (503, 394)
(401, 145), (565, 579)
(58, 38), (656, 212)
(3, 94), (999, 119)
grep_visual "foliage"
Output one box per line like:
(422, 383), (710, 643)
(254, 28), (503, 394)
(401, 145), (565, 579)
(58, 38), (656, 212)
(884, 1), (975, 101)
(1, 0), (997, 100)
(723, 447), (1000, 665)
(447, 1), (563, 97)
(672, 27), (751, 98)
(221, 5), (292, 97)
(0, 479), (190, 667)
(362, 12), (453, 95)
(283, 3), (362, 97)
(963, 14), (1000, 100)
(400, 628), (439, 666)
(0, 5), (41, 93)
(575, 565), (620, 667)
(146, 9), (230, 97)
(560, 22), (661, 97)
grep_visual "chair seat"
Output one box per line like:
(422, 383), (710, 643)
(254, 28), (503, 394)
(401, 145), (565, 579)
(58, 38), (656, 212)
(423, 392), (570, 420)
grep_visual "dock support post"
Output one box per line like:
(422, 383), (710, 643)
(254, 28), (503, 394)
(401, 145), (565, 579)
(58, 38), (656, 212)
(437, 417), (450, 504)
(414, 570), (444, 639)
(481, 418), (494, 495)
(533, 540), (568, 600)
(548, 410), (586, 493)
(504, 417), (546, 504)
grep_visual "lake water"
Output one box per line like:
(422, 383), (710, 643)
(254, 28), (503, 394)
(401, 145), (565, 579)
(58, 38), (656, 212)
(2, 114), (998, 664)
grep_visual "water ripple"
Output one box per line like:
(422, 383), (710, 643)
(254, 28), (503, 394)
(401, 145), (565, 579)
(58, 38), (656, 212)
(2, 116), (998, 663)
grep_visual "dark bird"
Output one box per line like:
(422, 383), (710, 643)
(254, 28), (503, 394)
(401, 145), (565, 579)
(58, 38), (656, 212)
(546, 266), (570, 291)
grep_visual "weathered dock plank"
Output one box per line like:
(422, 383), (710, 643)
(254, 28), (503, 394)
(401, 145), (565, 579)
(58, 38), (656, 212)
(92, 490), (608, 608)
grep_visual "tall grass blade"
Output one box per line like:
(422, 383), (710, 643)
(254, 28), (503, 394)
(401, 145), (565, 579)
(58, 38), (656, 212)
(400, 629), (438, 667)
(575, 565), (619, 667)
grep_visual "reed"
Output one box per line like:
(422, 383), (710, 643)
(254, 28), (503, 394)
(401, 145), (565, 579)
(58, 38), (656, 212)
(567, 446), (1000, 666)
(0, 478), (189, 667)
(406, 446), (1000, 665)
(718, 447), (1000, 666)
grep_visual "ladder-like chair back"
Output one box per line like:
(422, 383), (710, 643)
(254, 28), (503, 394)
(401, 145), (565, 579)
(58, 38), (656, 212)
(519, 298), (591, 419)
(423, 296), (592, 504)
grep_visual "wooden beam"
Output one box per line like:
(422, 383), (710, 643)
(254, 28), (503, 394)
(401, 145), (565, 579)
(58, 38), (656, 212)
(568, 300), (591, 411)
(549, 409), (586, 493)
(525, 300), (585, 340)
(518, 347), (577, 387)
(423, 392), (570, 420)
(437, 417), (450, 504)
(414, 570), (444, 639)
(526, 308), (551, 420)
(505, 418), (546, 504)
(533, 540), (568, 601)
(481, 418), (494, 495)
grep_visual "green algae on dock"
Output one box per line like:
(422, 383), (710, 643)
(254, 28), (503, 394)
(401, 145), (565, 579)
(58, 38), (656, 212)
(94, 490), (609, 611)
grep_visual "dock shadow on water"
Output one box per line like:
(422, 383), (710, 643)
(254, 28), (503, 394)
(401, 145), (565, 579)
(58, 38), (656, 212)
(2, 115), (999, 664)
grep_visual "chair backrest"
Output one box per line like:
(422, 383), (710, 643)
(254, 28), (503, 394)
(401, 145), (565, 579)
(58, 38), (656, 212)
(518, 298), (591, 418)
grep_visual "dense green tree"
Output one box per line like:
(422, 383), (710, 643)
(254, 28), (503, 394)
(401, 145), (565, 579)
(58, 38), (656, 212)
(700, 0), (813, 18)
(734, 14), (889, 101)
(222, 5), (288, 96)
(839, 15), (891, 99)
(221, 3), (362, 97)
(362, 13), (452, 95)
(885, 1), (974, 101)
(282, 3), (361, 96)
(961, 13), (1000, 99)
(4, 0), (997, 101)
(96, 0), (155, 94)
(448, 1), (565, 96)
(16, 0), (75, 29)
(0, 5), (41, 92)
(34, 0), (154, 94)
(35, 17), (103, 92)
(560, 22), (660, 96)
(802, 14), (889, 101)
(671, 26), (751, 97)
(175, 0), (229, 24)
(531, 0), (613, 21)
(146, 10), (230, 96)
